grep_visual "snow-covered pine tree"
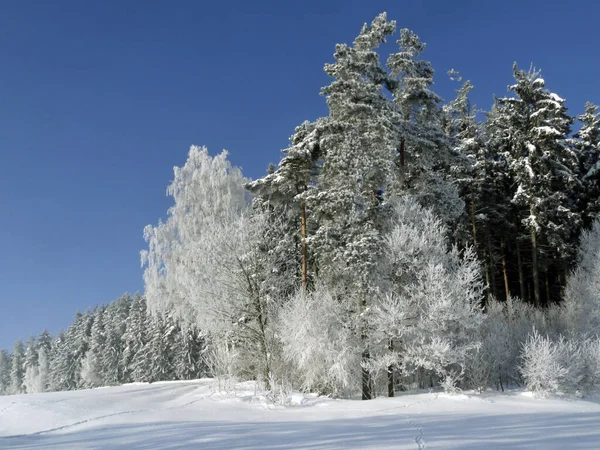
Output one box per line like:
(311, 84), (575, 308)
(246, 119), (323, 292)
(10, 340), (25, 394)
(22, 336), (40, 393)
(574, 102), (600, 227)
(101, 294), (131, 385)
(496, 64), (579, 306)
(173, 324), (206, 381)
(144, 313), (176, 382)
(121, 293), (148, 383)
(442, 74), (497, 294)
(313, 13), (398, 399)
(563, 220), (600, 336)
(387, 29), (463, 225)
(0, 350), (11, 395)
(80, 307), (107, 388)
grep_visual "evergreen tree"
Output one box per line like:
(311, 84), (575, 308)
(313, 13), (398, 399)
(387, 29), (462, 224)
(246, 119), (323, 292)
(145, 314), (176, 382)
(0, 350), (11, 394)
(496, 64), (578, 306)
(10, 340), (25, 394)
(121, 293), (148, 383)
(574, 102), (600, 226)
(81, 307), (107, 388)
(102, 294), (131, 385)
(173, 325), (206, 381)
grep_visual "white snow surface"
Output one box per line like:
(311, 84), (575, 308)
(2, 379), (600, 449)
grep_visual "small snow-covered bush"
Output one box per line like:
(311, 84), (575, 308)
(463, 298), (512, 391)
(580, 338), (600, 394)
(520, 330), (585, 395)
(277, 286), (361, 397)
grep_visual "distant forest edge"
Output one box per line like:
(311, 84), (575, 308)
(3, 12), (600, 399)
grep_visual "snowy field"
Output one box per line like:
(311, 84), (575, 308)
(1, 380), (600, 449)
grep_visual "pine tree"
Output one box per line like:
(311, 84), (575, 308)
(312, 13), (398, 400)
(102, 294), (131, 385)
(81, 307), (107, 388)
(574, 102), (600, 227)
(121, 293), (148, 383)
(496, 64), (578, 306)
(563, 220), (600, 336)
(145, 314), (176, 382)
(10, 340), (25, 394)
(173, 325), (206, 380)
(387, 29), (462, 225)
(246, 119), (323, 292)
(0, 350), (11, 394)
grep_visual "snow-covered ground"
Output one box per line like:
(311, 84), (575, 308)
(1, 380), (600, 449)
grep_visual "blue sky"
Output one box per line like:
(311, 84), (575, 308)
(1, 0), (598, 349)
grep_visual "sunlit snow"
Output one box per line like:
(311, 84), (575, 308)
(2, 379), (600, 449)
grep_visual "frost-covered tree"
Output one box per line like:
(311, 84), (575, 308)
(313, 12), (398, 399)
(121, 293), (148, 383)
(563, 220), (600, 336)
(387, 29), (462, 224)
(278, 284), (361, 396)
(0, 350), (11, 394)
(372, 197), (484, 391)
(102, 294), (131, 385)
(574, 102), (600, 226)
(142, 146), (278, 386)
(173, 325), (206, 381)
(48, 311), (93, 391)
(80, 307), (107, 388)
(24, 346), (49, 394)
(496, 64), (578, 306)
(143, 313), (177, 382)
(22, 336), (39, 394)
(247, 120), (323, 292)
(10, 340), (25, 394)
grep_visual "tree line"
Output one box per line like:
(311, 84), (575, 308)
(0, 293), (207, 395)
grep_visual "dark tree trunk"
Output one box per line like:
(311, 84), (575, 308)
(530, 204), (541, 307)
(300, 199), (308, 290)
(516, 240), (526, 302)
(501, 238), (510, 299)
(387, 339), (394, 397)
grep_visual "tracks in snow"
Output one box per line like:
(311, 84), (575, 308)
(0, 386), (215, 440)
(0, 409), (148, 439)
(373, 393), (438, 449)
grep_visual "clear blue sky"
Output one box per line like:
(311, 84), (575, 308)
(1, 0), (598, 349)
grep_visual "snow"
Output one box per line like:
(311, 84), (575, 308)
(2, 379), (600, 449)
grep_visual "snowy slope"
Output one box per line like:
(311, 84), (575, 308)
(1, 379), (600, 449)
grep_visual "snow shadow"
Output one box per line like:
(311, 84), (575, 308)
(2, 411), (600, 449)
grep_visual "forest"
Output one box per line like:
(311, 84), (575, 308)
(2, 13), (600, 400)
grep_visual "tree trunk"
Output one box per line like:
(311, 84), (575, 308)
(487, 232), (497, 300)
(516, 240), (526, 302)
(361, 347), (372, 400)
(501, 238), (510, 299)
(300, 199), (308, 290)
(398, 138), (406, 189)
(361, 294), (371, 400)
(482, 235), (491, 302)
(530, 204), (541, 307)
(471, 198), (478, 249)
(387, 339), (394, 397)
(545, 271), (551, 307)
